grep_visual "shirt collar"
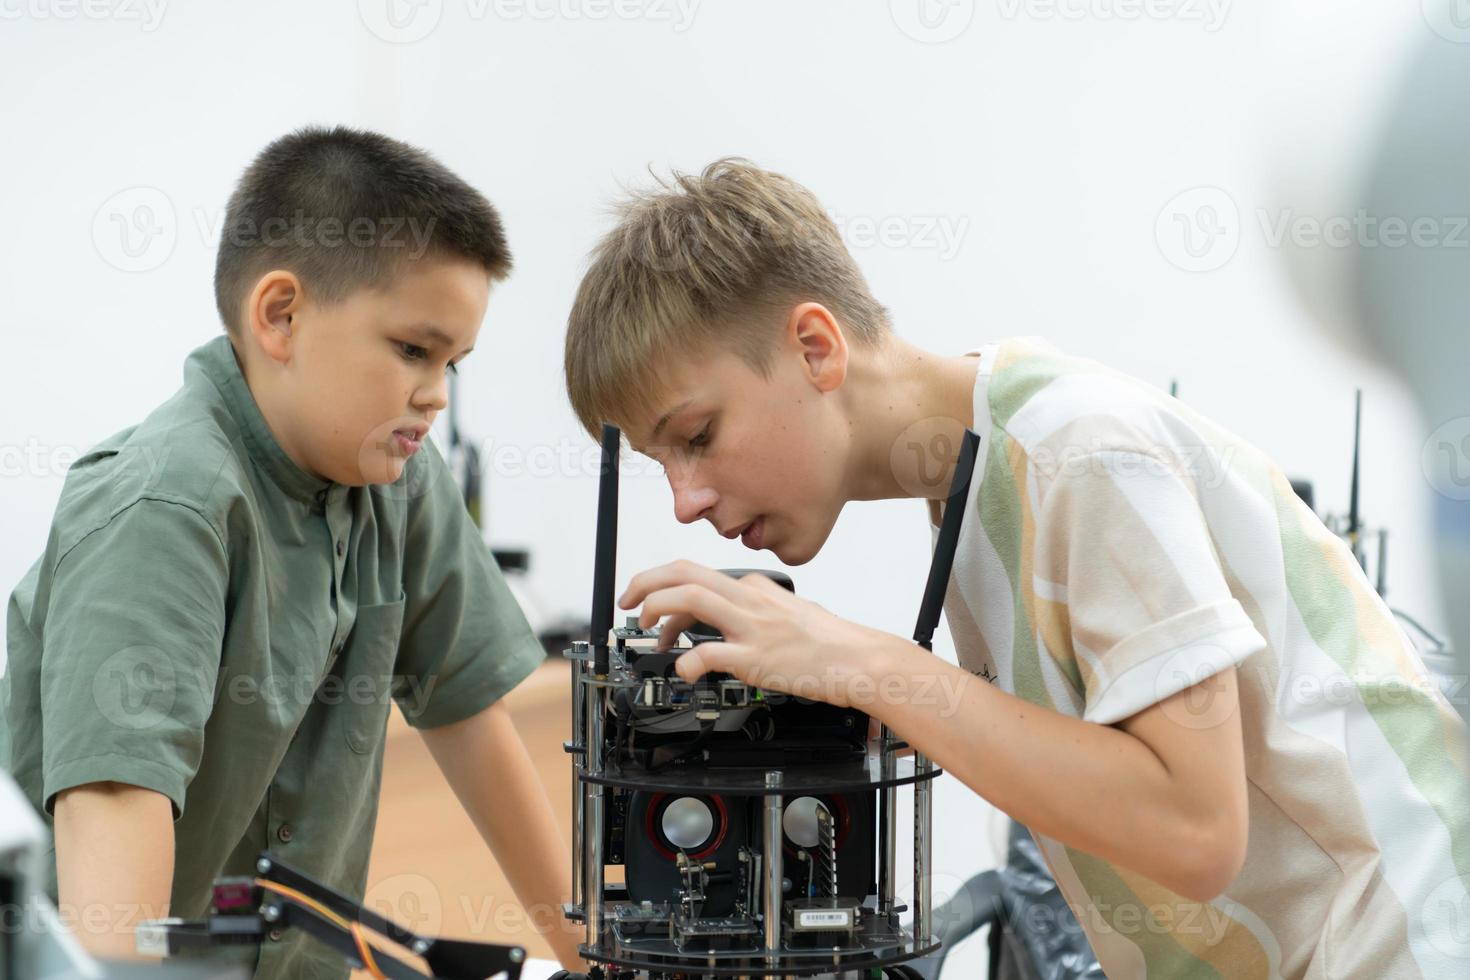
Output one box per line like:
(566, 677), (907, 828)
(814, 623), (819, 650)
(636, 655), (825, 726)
(188, 335), (336, 506)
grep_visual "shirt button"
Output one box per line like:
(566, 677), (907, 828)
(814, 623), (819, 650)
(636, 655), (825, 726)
(277, 823), (294, 843)
(336, 540), (345, 557)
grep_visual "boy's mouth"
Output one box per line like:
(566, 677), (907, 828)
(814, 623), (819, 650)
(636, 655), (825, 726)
(738, 516), (765, 550)
(390, 423), (428, 457)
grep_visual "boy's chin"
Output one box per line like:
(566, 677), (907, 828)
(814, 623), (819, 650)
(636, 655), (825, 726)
(766, 525), (820, 567)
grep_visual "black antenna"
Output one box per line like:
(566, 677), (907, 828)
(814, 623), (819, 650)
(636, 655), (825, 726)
(1348, 389), (1363, 563)
(913, 429), (982, 652)
(590, 423), (621, 675)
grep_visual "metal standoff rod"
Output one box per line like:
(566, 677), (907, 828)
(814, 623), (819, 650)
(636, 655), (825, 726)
(583, 679), (605, 948)
(913, 753), (934, 944)
(581, 422), (621, 950)
(877, 726), (899, 917)
(763, 771), (784, 961)
(908, 427), (982, 946)
(568, 641), (586, 914)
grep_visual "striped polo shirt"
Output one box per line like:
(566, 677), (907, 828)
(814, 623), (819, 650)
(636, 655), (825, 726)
(940, 337), (1469, 979)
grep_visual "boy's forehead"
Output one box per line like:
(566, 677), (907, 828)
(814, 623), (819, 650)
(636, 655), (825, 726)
(620, 345), (758, 452)
(624, 394), (686, 455)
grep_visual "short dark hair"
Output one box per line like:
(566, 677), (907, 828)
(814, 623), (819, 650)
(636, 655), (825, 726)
(214, 125), (512, 337)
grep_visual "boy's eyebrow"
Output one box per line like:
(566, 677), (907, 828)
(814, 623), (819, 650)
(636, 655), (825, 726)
(650, 399), (694, 441)
(405, 322), (474, 356)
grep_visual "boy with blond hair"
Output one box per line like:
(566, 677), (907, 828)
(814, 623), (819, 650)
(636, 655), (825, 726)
(565, 159), (1470, 979)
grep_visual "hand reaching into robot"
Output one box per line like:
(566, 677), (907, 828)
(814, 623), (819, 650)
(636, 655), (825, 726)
(618, 560), (889, 710)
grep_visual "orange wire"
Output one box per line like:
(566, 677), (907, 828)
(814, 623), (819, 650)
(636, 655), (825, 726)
(253, 878), (390, 979)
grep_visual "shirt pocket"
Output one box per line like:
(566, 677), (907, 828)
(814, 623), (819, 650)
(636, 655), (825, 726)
(340, 596), (405, 756)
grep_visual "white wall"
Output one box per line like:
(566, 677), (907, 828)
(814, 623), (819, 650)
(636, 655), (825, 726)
(1, 2), (1450, 974)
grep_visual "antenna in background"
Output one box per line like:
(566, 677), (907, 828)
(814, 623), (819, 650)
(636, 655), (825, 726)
(448, 372), (462, 449)
(590, 423), (620, 676)
(446, 372), (484, 526)
(1348, 389), (1363, 566)
(913, 429), (982, 652)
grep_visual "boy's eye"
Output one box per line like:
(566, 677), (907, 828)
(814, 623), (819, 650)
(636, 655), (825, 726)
(397, 341), (459, 375)
(688, 426), (711, 450)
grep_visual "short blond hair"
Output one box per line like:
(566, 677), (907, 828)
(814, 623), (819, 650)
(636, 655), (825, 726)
(563, 158), (890, 440)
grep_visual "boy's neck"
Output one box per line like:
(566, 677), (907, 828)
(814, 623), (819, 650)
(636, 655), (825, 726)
(227, 336), (330, 484)
(840, 335), (982, 504)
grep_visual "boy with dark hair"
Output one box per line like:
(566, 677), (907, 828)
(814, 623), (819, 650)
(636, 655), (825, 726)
(3, 126), (581, 976)
(565, 159), (1470, 979)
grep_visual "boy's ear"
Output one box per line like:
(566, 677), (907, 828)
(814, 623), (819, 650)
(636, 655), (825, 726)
(247, 270), (303, 365)
(788, 302), (848, 394)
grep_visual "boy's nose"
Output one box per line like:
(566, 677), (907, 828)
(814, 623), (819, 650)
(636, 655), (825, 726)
(414, 376), (449, 413)
(671, 482), (718, 525)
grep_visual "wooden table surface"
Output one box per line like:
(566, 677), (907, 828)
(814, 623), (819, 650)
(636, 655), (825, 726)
(354, 659), (575, 975)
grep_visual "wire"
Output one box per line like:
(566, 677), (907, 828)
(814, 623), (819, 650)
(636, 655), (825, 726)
(253, 878), (390, 979)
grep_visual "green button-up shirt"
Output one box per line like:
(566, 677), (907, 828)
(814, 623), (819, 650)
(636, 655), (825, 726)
(2, 335), (544, 978)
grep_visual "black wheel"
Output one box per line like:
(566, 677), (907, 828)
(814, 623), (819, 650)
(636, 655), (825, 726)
(884, 967), (925, 980)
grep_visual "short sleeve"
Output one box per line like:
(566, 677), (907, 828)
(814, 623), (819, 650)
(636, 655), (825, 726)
(41, 498), (227, 818)
(1032, 450), (1266, 725)
(392, 439), (543, 729)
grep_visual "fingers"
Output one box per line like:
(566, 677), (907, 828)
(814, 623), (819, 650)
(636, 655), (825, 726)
(673, 641), (747, 683)
(619, 560), (745, 611)
(638, 585), (743, 640)
(655, 612), (698, 652)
